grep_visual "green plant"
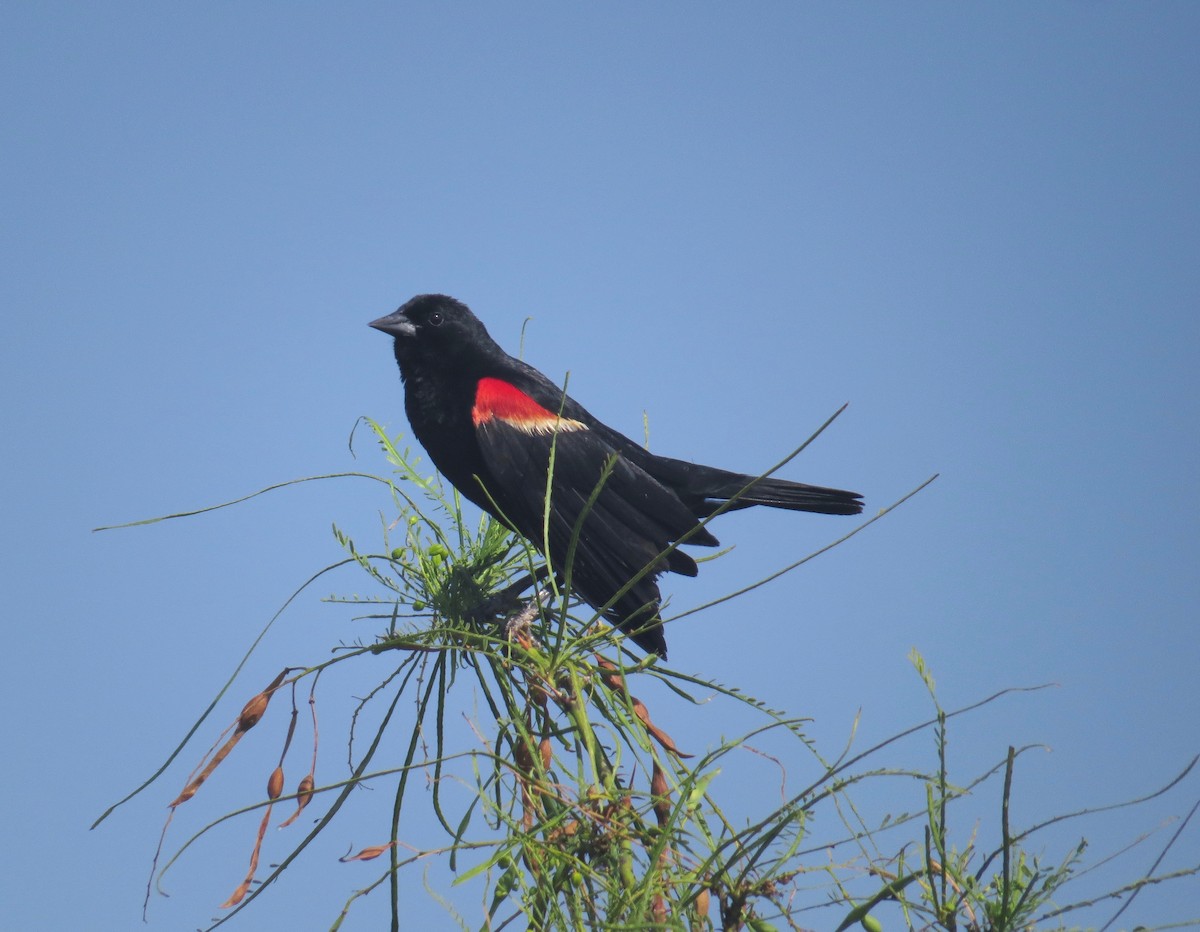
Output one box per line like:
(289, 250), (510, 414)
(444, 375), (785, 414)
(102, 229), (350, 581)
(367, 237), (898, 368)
(93, 419), (1198, 931)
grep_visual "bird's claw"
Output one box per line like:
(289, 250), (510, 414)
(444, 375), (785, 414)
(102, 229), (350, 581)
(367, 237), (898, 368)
(502, 588), (550, 651)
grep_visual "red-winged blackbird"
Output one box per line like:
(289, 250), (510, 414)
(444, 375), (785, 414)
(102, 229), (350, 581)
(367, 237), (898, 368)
(370, 294), (862, 657)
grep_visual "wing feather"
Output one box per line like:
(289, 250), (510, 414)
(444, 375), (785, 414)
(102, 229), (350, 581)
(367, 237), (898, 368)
(474, 409), (711, 656)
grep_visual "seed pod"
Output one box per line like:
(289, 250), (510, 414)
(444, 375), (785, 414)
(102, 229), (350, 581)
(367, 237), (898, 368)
(267, 766), (285, 800)
(278, 772), (315, 828)
(237, 691), (271, 732)
(339, 842), (396, 862)
(513, 736), (534, 775)
(529, 680), (550, 708)
(221, 878), (251, 908)
(651, 761), (671, 827)
(594, 655), (625, 693)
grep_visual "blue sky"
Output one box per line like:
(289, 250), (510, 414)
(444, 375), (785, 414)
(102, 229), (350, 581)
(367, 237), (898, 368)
(3, 4), (1198, 929)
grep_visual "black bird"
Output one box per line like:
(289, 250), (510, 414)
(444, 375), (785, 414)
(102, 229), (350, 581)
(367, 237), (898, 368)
(370, 294), (862, 657)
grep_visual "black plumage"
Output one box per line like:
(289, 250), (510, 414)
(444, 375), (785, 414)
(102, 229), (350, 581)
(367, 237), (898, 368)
(370, 294), (862, 657)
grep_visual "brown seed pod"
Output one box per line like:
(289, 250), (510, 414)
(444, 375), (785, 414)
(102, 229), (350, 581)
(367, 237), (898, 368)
(651, 761), (671, 827)
(339, 842), (396, 862)
(278, 773), (315, 828)
(529, 680), (551, 708)
(594, 655), (626, 693)
(237, 691), (270, 733)
(267, 766), (285, 800)
(169, 784), (198, 808)
(513, 735), (535, 775)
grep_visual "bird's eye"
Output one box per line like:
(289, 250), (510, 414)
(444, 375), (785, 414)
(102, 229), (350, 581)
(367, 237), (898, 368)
(428, 311), (444, 327)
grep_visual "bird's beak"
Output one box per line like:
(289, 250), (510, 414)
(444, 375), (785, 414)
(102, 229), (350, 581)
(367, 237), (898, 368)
(369, 310), (416, 338)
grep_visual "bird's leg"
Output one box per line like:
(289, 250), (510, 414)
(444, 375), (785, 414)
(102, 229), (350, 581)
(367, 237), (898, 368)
(503, 587), (552, 651)
(471, 565), (552, 621)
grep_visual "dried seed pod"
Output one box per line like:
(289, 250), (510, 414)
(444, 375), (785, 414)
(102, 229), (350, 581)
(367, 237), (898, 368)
(221, 878), (252, 909)
(513, 736), (535, 775)
(651, 761), (671, 827)
(539, 736), (552, 770)
(169, 729), (244, 807)
(594, 655), (625, 693)
(628, 697), (692, 758)
(237, 691), (270, 733)
(235, 670), (288, 732)
(529, 680), (551, 708)
(339, 842), (395, 862)
(278, 773), (315, 828)
(267, 766), (285, 800)
(170, 784), (199, 807)
(221, 807), (271, 909)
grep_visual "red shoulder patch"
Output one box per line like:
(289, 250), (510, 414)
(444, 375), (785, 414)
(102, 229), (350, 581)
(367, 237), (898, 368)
(472, 378), (587, 434)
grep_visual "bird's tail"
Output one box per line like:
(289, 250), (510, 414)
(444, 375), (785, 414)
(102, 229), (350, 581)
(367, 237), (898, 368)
(645, 456), (863, 517)
(702, 473), (863, 516)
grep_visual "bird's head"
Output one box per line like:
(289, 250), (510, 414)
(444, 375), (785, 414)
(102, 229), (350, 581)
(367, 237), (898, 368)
(369, 294), (497, 372)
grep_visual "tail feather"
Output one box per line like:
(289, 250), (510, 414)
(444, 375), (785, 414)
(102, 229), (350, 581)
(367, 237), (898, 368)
(641, 454), (863, 518)
(702, 474), (863, 516)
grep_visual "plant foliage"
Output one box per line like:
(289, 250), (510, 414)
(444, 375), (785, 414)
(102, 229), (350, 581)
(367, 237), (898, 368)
(94, 419), (1198, 931)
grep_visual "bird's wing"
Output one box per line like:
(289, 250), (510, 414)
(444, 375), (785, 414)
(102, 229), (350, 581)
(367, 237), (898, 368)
(470, 376), (712, 654)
